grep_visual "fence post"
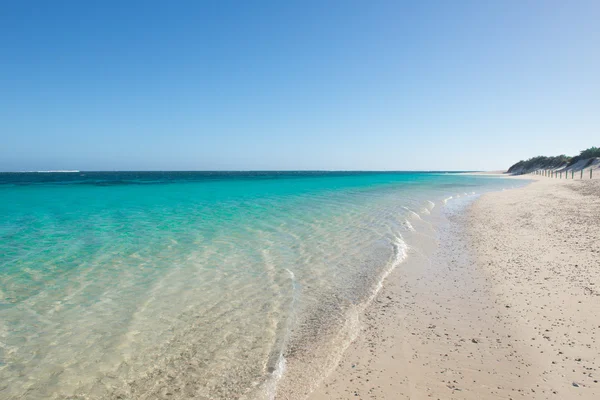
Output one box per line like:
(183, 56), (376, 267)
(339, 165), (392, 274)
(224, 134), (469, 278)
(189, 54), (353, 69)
(572, 170), (574, 179)
(581, 169), (583, 179)
(591, 169), (593, 179)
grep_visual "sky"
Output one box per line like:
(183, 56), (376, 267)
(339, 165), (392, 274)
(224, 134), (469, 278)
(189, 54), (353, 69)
(1, 1), (599, 171)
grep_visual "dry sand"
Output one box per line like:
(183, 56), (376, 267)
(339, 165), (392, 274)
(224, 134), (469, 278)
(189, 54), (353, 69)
(308, 177), (600, 399)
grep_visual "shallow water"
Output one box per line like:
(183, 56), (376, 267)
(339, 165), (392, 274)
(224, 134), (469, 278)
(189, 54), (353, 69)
(0, 172), (525, 399)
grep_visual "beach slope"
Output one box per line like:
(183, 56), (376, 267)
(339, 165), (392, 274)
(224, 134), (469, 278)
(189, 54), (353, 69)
(309, 177), (600, 399)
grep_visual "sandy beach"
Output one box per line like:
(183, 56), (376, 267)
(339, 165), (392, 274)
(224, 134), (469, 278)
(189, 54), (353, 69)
(309, 176), (600, 399)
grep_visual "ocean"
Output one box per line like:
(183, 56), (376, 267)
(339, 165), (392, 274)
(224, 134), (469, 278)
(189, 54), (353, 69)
(0, 171), (525, 399)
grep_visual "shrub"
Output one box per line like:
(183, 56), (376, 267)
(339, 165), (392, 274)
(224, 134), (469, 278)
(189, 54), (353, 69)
(510, 147), (598, 172)
(567, 147), (600, 166)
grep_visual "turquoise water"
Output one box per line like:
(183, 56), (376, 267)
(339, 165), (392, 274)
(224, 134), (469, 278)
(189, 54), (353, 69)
(0, 172), (523, 399)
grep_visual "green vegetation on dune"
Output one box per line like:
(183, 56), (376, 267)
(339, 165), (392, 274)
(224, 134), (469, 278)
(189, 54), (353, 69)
(508, 155), (571, 173)
(567, 146), (600, 166)
(508, 147), (599, 173)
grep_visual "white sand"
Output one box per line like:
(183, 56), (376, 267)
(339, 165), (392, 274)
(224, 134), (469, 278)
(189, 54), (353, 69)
(308, 177), (600, 399)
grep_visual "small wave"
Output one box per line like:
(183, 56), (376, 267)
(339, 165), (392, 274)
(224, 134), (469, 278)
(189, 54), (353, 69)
(285, 268), (295, 280)
(401, 206), (422, 220)
(418, 200), (435, 214)
(442, 196), (453, 204)
(372, 235), (408, 297)
(264, 268), (298, 400)
(33, 170), (80, 173)
(291, 235), (409, 398)
(404, 219), (415, 232)
(264, 353), (287, 400)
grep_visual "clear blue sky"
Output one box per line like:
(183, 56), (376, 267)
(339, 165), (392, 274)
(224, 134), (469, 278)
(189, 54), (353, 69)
(1, 1), (598, 171)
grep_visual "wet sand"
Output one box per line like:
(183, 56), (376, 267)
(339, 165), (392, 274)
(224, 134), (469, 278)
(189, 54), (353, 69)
(308, 177), (600, 399)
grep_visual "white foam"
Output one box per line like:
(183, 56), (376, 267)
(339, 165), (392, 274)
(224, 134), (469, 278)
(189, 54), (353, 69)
(285, 268), (295, 280)
(418, 200), (435, 214)
(32, 170), (80, 173)
(373, 236), (408, 296)
(298, 235), (410, 398)
(264, 267), (298, 399)
(264, 353), (287, 400)
(402, 206), (422, 220)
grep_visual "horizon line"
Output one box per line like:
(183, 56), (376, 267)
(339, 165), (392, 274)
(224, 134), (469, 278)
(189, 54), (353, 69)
(0, 169), (490, 174)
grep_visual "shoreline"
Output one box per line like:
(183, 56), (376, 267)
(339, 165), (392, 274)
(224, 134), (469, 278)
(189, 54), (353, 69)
(306, 177), (600, 399)
(0, 172), (524, 400)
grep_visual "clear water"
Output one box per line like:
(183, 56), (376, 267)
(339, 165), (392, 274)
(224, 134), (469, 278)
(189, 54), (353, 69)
(0, 172), (525, 399)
